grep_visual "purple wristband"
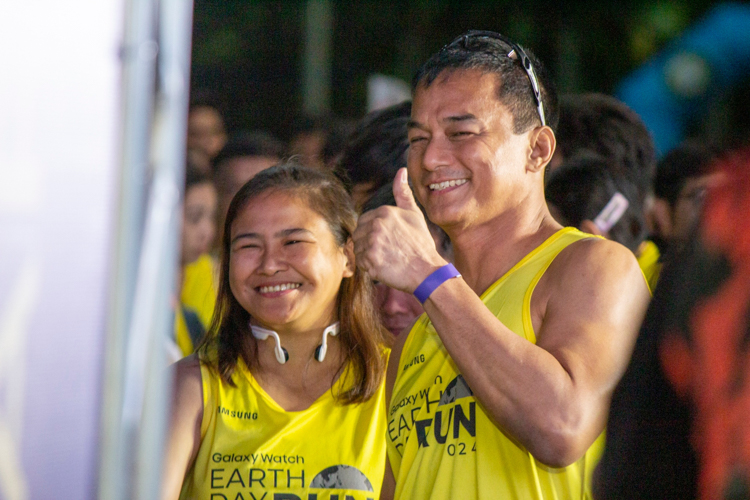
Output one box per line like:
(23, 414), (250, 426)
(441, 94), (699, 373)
(413, 264), (461, 304)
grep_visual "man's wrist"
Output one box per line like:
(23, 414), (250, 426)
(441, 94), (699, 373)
(413, 264), (461, 304)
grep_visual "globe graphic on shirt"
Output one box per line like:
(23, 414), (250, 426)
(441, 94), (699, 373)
(439, 374), (474, 406)
(310, 464), (374, 491)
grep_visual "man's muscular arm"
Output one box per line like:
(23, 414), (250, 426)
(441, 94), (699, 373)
(354, 169), (650, 467)
(422, 238), (648, 466)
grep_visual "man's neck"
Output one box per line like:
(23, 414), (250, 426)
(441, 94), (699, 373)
(448, 202), (561, 296)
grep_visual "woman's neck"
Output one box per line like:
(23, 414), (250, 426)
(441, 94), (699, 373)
(251, 324), (345, 411)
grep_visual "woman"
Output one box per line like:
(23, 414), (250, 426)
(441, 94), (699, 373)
(162, 164), (391, 500)
(171, 165), (219, 361)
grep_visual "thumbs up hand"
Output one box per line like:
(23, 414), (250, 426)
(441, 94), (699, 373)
(353, 168), (448, 293)
(392, 166), (422, 213)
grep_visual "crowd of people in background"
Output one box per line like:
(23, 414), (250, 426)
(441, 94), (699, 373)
(163, 28), (750, 500)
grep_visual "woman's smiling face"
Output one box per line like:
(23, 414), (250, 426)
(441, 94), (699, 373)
(228, 189), (354, 334)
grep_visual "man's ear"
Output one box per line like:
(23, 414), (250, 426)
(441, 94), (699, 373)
(342, 239), (356, 278)
(528, 126), (556, 174)
(650, 198), (674, 240)
(580, 219), (606, 238)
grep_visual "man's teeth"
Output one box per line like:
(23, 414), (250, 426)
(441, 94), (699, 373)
(429, 179), (467, 191)
(259, 283), (300, 293)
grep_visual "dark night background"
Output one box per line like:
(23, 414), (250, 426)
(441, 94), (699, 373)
(190, 0), (749, 146)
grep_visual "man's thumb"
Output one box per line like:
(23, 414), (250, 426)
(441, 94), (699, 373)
(393, 168), (419, 211)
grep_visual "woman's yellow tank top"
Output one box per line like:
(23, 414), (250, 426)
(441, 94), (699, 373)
(175, 254), (218, 356)
(387, 228), (605, 500)
(181, 351), (390, 500)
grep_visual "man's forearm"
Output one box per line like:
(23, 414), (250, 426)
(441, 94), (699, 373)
(422, 277), (608, 467)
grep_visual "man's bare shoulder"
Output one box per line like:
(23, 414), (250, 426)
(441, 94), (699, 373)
(534, 236), (649, 350)
(544, 236), (645, 296)
(532, 237), (650, 342)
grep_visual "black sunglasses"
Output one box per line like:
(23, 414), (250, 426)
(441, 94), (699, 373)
(442, 30), (547, 128)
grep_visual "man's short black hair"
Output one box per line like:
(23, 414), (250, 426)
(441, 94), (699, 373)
(412, 31), (559, 134)
(212, 130), (285, 173)
(546, 153), (647, 253)
(655, 140), (718, 208)
(335, 101), (411, 191)
(556, 93), (656, 199)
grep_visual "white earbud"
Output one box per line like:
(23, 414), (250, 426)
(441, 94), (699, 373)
(250, 325), (289, 364)
(250, 322), (340, 365)
(314, 323), (340, 362)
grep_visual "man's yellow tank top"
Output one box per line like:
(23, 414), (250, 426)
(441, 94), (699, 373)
(181, 351), (390, 500)
(175, 254), (218, 356)
(387, 227), (605, 500)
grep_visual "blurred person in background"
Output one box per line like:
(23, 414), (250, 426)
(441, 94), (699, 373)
(545, 154), (648, 270)
(594, 147), (750, 500)
(187, 96), (228, 173)
(361, 183), (452, 336)
(335, 101), (411, 211)
(552, 93), (657, 189)
(288, 115), (332, 169)
(171, 165), (219, 361)
(162, 164), (391, 500)
(212, 130), (284, 234)
(651, 140), (721, 256)
(552, 92), (660, 290)
(321, 117), (357, 169)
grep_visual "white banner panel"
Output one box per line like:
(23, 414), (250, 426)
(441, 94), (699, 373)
(0, 1), (125, 498)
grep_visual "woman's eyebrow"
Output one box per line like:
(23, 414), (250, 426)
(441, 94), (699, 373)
(275, 228), (313, 238)
(231, 227), (314, 245)
(230, 232), (259, 244)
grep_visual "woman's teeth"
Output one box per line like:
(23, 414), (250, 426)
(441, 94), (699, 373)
(429, 179), (467, 191)
(259, 283), (300, 293)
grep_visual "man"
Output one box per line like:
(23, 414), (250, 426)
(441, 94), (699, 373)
(336, 102), (412, 210)
(187, 100), (228, 170)
(211, 130), (284, 232)
(650, 140), (721, 255)
(353, 31), (650, 499)
(551, 93), (656, 195)
(545, 154), (647, 255)
(595, 147), (750, 499)
(552, 93), (661, 289)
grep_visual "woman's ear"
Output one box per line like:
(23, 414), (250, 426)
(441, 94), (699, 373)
(342, 239), (355, 278)
(580, 219), (606, 238)
(528, 126), (556, 174)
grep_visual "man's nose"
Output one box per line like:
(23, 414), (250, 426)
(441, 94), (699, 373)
(421, 135), (452, 171)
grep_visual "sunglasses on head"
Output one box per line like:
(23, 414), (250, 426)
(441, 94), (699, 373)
(442, 30), (547, 128)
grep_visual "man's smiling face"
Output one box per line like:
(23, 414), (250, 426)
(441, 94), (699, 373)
(407, 69), (535, 231)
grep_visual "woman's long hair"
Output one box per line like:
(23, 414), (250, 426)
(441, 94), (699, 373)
(198, 163), (392, 404)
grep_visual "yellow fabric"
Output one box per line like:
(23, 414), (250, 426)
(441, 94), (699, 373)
(175, 254), (218, 357)
(636, 240), (661, 293)
(181, 350), (390, 500)
(388, 227), (605, 500)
